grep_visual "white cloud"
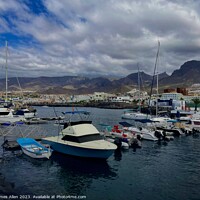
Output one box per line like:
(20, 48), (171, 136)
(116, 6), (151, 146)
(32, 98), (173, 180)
(0, 0), (200, 78)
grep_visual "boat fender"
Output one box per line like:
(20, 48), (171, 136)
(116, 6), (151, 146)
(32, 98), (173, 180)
(122, 133), (127, 138)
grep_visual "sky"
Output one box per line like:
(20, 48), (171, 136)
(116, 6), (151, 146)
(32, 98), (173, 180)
(0, 0), (200, 78)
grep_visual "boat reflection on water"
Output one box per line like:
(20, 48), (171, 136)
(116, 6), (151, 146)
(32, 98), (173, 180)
(51, 151), (117, 175)
(50, 152), (117, 195)
(114, 149), (122, 161)
(1, 150), (117, 196)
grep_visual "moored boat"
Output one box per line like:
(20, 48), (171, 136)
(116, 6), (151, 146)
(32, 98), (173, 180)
(121, 111), (150, 120)
(17, 138), (53, 159)
(42, 121), (117, 159)
(190, 119), (200, 131)
(14, 108), (36, 119)
(0, 107), (25, 124)
(119, 122), (159, 141)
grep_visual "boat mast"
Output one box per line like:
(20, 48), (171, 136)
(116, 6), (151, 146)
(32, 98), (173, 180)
(156, 70), (159, 117)
(138, 64), (141, 112)
(5, 41), (8, 103)
(155, 41), (160, 117)
(148, 40), (160, 116)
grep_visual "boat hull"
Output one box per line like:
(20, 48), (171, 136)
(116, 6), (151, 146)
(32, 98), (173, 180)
(141, 133), (158, 141)
(21, 147), (51, 159)
(121, 112), (150, 120)
(42, 139), (115, 159)
(191, 120), (200, 131)
(0, 116), (24, 123)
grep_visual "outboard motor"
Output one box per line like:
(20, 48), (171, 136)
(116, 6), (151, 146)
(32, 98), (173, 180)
(137, 134), (142, 141)
(162, 130), (170, 141)
(129, 138), (142, 149)
(155, 130), (163, 141)
(114, 138), (122, 149)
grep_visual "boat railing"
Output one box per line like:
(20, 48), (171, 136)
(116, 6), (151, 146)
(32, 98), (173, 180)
(0, 124), (48, 143)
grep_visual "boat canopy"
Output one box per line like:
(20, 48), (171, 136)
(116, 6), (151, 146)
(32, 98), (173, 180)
(134, 119), (154, 123)
(63, 120), (92, 129)
(119, 121), (133, 127)
(61, 123), (99, 136)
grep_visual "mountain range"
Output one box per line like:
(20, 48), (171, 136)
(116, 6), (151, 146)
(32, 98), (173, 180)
(0, 60), (199, 95)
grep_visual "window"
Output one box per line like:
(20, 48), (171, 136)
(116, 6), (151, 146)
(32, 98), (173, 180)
(62, 133), (102, 143)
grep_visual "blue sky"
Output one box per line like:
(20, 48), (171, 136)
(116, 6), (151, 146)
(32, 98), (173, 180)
(0, 0), (200, 78)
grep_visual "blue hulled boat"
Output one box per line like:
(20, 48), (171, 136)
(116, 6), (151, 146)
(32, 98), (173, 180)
(17, 138), (53, 159)
(42, 121), (117, 159)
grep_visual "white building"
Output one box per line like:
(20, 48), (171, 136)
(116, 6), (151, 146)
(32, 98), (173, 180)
(111, 96), (132, 103)
(161, 93), (184, 100)
(172, 100), (186, 110)
(161, 92), (200, 103)
(69, 95), (92, 103)
(127, 89), (148, 99)
(91, 92), (114, 101)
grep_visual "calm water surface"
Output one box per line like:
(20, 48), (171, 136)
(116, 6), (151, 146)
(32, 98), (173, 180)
(0, 107), (200, 200)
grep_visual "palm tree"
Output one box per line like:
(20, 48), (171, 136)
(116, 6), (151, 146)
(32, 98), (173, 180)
(191, 98), (200, 111)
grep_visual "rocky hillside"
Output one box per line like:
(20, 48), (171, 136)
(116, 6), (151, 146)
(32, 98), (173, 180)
(0, 60), (199, 94)
(159, 60), (200, 89)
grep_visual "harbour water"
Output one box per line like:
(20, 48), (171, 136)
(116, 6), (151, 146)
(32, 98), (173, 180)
(0, 107), (200, 200)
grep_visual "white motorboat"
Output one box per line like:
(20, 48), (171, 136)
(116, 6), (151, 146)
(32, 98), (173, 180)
(105, 124), (134, 140)
(121, 111), (150, 120)
(119, 121), (159, 141)
(105, 138), (129, 149)
(100, 124), (141, 148)
(42, 121), (117, 159)
(126, 126), (158, 141)
(14, 108), (36, 119)
(0, 107), (25, 124)
(190, 119), (200, 131)
(156, 125), (185, 136)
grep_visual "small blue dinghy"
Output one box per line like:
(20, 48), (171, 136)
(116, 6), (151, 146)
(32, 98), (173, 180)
(17, 138), (53, 159)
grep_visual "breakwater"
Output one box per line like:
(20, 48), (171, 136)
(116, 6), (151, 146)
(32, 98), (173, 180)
(28, 102), (135, 109)
(28, 102), (172, 114)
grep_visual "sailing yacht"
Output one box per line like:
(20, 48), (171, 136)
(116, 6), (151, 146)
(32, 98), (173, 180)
(0, 41), (25, 124)
(121, 66), (150, 120)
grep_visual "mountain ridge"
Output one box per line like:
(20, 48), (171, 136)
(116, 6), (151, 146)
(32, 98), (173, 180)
(0, 60), (199, 94)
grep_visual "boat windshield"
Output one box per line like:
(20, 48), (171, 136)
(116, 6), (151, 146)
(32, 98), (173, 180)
(62, 133), (102, 143)
(0, 112), (10, 116)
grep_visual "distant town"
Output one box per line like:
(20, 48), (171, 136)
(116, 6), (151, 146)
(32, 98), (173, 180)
(1, 83), (200, 111)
